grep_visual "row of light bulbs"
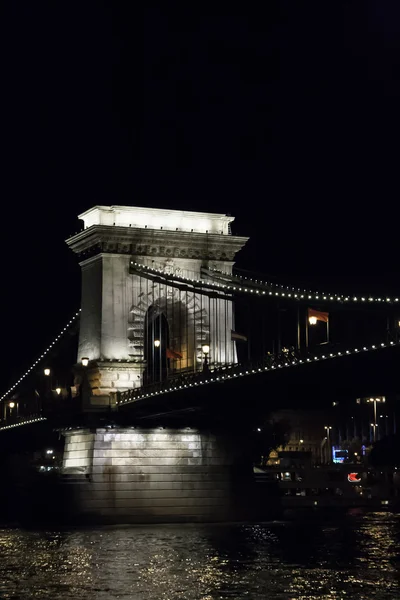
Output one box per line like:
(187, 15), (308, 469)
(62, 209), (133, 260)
(0, 310), (81, 403)
(0, 417), (47, 432)
(117, 338), (400, 406)
(131, 262), (400, 306)
(210, 268), (400, 305)
(207, 267), (400, 305)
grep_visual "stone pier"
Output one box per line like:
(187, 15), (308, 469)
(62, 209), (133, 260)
(62, 427), (254, 523)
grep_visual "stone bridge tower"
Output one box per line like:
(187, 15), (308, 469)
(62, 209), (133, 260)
(67, 205), (248, 410)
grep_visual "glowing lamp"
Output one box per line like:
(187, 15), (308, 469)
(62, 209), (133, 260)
(8, 402), (15, 409)
(309, 316), (317, 325)
(202, 344), (210, 355)
(55, 388), (61, 395)
(154, 340), (161, 348)
(44, 368), (51, 376)
(81, 357), (89, 367)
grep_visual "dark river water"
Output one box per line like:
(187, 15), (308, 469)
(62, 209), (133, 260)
(0, 511), (399, 599)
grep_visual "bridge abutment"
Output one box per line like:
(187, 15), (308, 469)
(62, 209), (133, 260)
(61, 427), (257, 523)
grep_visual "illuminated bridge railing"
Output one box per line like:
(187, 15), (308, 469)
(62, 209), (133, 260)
(117, 338), (400, 407)
(0, 397), (84, 433)
(0, 415), (47, 432)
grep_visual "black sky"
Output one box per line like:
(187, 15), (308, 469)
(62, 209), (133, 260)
(2, 2), (400, 391)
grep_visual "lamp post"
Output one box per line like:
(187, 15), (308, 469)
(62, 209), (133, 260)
(8, 401), (18, 420)
(202, 344), (210, 373)
(306, 314), (317, 348)
(324, 426), (332, 463)
(367, 397), (385, 442)
(307, 310), (329, 346)
(154, 339), (161, 381)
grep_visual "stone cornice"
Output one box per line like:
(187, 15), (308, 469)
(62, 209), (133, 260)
(66, 225), (248, 262)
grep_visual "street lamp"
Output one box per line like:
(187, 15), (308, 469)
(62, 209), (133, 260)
(367, 397), (385, 442)
(81, 357), (89, 367)
(202, 344), (210, 372)
(309, 316), (317, 325)
(44, 368), (50, 376)
(324, 426), (332, 463)
(8, 401), (18, 419)
(154, 340), (162, 382)
(55, 388), (61, 395)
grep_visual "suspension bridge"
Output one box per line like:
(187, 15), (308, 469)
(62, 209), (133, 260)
(0, 204), (399, 522)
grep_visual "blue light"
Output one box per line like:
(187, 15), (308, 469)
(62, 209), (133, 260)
(332, 447), (348, 464)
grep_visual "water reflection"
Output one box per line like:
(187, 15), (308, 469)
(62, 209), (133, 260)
(0, 512), (399, 599)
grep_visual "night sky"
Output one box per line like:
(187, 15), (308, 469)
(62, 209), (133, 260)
(2, 3), (400, 392)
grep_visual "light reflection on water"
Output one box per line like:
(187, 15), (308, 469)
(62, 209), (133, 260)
(0, 512), (399, 599)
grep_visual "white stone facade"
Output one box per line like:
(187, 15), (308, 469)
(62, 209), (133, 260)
(62, 427), (249, 523)
(67, 205), (248, 408)
(79, 205), (234, 235)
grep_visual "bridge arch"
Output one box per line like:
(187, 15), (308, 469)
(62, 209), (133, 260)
(128, 283), (211, 376)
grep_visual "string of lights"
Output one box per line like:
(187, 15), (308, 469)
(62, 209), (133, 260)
(0, 309), (81, 403)
(117, 337), (400, 406)
(0, 417), (47, 432)
(130, 262), (400, 306)
(210, 267), (400, 305)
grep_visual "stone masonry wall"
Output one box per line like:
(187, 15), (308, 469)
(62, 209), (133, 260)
(62, 428), (250, 523)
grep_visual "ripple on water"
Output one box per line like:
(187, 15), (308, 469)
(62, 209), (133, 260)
(0, 512), (399, 599)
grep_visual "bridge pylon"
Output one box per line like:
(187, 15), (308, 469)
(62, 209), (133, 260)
(67, 205), (248, 411)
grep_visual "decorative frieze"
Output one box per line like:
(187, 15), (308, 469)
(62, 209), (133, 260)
(67, 226), (248, 263)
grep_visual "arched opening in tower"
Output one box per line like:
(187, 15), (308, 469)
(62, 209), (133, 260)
(144, 307), (170, 384)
